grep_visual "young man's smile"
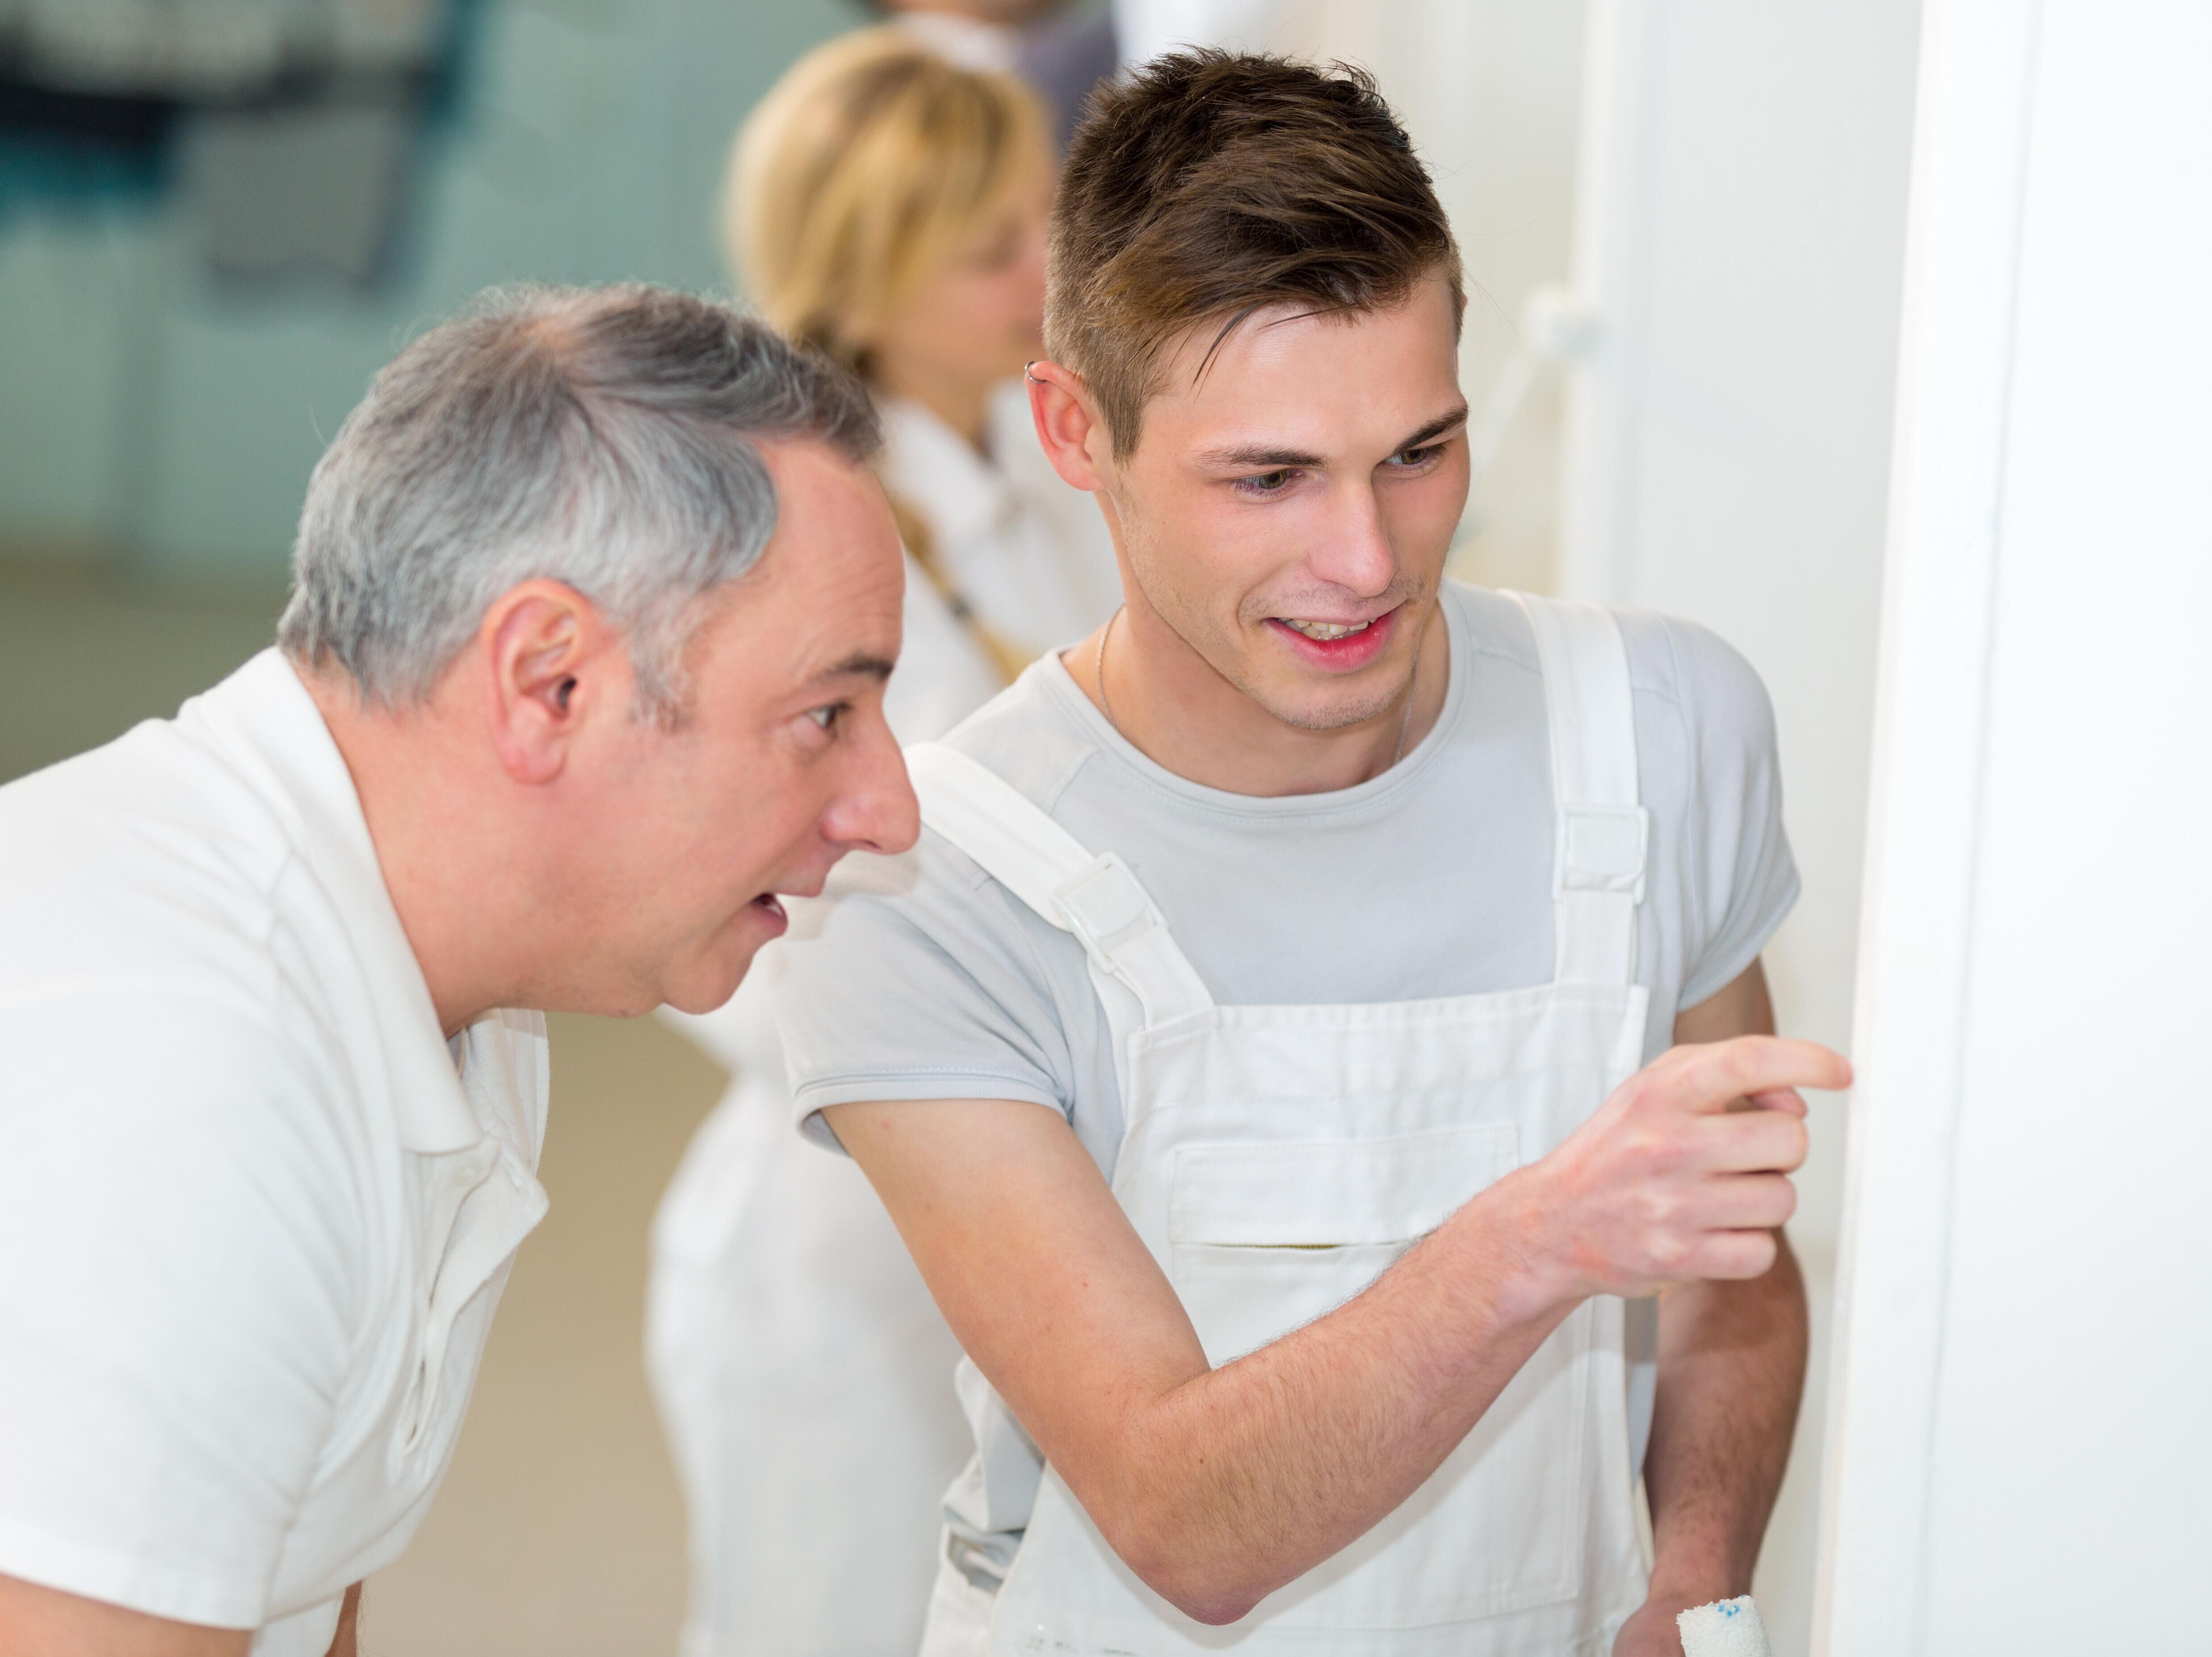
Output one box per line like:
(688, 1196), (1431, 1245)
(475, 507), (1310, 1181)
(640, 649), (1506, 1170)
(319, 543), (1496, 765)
(1266, 602), (1400, 669)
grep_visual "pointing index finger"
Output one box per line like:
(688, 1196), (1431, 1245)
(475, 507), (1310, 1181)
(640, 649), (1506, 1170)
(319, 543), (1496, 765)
(1664, 1036), (1851, 1115)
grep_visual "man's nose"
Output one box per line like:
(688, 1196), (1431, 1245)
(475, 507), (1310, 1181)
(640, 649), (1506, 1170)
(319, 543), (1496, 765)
(1305, 482), (1395, 596)
(824, 716), (920, 856)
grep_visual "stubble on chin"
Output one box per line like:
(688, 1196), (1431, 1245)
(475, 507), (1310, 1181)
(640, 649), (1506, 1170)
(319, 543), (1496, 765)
(1237, 586), (1436, 735)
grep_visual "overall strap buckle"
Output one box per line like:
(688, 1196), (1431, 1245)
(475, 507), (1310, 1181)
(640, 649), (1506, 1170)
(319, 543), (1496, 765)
(1054, 853), (1161, 961)
(1557, 802), (1651, 905)
(1510, 593), (1649, 987)
(1054, 853), (1213, 1028)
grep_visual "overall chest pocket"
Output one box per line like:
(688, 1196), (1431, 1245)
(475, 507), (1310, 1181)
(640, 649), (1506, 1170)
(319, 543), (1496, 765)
(1166, 1124), (1520, 1368)
(1162, 1122), (1594, 1629)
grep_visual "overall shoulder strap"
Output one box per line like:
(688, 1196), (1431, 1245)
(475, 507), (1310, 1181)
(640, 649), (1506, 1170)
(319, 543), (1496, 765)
(905, 743), (1214, 1027)
(1507, 595), (1649, 986)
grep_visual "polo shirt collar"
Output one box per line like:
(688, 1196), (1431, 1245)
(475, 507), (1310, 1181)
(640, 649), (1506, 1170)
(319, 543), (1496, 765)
(185, 649), (486, 1156)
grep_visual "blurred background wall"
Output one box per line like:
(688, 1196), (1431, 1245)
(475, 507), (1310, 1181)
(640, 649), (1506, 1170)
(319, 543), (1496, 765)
(0, 4), (1922, 1653)
(0, 0), (856, 581)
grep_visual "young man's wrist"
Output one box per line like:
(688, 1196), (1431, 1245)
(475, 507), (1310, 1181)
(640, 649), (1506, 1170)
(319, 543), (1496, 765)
(1643, 1521), (1752, 1611)
(1642, 1559), (1740, 1606)
(1449, 1166), (1587, 1329)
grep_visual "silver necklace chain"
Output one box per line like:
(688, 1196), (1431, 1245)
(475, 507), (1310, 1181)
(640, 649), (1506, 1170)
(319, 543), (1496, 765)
(1093, 607), (1421, 769)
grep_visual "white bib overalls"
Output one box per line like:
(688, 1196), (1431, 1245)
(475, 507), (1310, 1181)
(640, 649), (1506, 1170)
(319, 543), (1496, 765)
(910, 595), (1653, 1656)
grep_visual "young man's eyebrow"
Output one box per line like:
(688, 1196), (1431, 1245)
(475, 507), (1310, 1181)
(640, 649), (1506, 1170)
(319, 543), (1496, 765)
(1394, 405), (1471, 452)
(1196, 441), (1327, 470)
(1194, 404), (1472, 473)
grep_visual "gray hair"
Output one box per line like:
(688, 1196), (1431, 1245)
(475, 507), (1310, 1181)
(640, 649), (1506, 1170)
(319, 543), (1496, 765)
(277, 282), (880, 722)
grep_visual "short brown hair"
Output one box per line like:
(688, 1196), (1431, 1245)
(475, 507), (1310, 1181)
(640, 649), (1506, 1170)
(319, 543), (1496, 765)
(1046, 51), (1462, 459)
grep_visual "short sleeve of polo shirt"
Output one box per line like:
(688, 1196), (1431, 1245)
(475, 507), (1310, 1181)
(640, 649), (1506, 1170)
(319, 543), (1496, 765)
(0, 984), (362, 1630)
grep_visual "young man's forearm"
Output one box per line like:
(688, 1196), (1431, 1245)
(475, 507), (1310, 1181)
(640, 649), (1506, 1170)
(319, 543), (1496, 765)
(835, 1032), (1840, 1625)
(1639, 1237), (1809, 1612)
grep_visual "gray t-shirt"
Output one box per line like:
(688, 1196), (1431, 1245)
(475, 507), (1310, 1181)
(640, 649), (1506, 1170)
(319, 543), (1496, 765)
(774, 582), (1800, 1175)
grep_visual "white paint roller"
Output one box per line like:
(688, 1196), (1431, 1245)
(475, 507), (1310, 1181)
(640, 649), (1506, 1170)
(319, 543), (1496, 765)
(1675, 1595), (1771, 1657)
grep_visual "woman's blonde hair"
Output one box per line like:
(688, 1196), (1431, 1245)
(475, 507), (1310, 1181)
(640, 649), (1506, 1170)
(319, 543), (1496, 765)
(727, 28), (1051, 378)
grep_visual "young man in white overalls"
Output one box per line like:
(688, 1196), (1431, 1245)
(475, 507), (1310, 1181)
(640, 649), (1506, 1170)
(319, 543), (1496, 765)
(771, 53), (1850, 1657)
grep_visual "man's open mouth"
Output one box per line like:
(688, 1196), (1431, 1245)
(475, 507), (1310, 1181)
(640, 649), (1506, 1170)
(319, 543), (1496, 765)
(1278, 618), (1375, 642)
(1266, 605), (1400, 664)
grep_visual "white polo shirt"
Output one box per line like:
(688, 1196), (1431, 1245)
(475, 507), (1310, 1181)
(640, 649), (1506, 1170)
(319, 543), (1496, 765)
(0, 650), (550, 1656)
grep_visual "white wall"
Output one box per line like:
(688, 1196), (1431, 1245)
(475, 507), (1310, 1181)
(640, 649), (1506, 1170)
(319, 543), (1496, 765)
(1551, 2), (1924, 1648)
(1816, 0), (2212, 1649)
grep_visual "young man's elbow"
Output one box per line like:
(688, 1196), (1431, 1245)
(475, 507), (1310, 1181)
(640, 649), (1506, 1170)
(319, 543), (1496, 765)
(1166, 1584), (1265, 1628)
(1105, 1530), (1267, 1627)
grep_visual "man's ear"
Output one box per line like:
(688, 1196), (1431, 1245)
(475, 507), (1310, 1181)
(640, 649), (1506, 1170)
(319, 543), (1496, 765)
(1026, 361), (1116, 493)
(479, 579), (622, 785)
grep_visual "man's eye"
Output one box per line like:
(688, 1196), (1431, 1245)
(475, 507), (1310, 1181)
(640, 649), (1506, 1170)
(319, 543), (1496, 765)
(1234, 469), (1297, 497)
(807, 703), (848, 733)
(1390, 444), (1443, 468)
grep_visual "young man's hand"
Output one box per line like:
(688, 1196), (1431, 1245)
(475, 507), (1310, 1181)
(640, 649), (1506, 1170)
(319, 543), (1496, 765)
(1612, 1593), (1691, 1656)
(1486, 1034), (1848, 1320)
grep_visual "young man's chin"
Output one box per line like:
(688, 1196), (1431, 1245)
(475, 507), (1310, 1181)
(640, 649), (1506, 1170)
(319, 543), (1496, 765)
(1248, 652), (1418, 736)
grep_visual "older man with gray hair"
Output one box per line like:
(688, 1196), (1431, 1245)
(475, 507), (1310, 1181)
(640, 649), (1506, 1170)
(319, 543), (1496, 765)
(0, 284), (917, 1657)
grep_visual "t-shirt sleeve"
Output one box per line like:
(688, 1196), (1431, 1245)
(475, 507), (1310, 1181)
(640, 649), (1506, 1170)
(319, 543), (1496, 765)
(1651, 614), (1803, 1009)
(771, 835), (1085, 1147)
(0, 987), (361, 1630)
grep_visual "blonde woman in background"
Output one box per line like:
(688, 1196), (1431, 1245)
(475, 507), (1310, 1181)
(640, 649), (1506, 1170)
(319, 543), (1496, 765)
(739, 24), (1119, 693)
(646, 30), (1118, 1657)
